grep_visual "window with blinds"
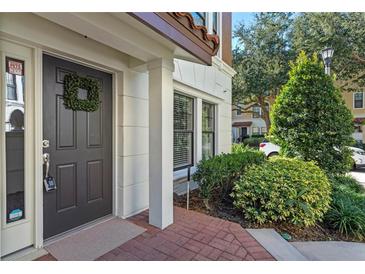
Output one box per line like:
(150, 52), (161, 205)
(202, 102), (215, 160)
(174, 93), (194, 170)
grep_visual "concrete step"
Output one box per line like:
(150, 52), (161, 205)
(247, 228), (308, 261)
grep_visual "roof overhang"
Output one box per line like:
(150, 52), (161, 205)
(128, 12), (220, 66)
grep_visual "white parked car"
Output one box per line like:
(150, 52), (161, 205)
(259, 141), (365, 169)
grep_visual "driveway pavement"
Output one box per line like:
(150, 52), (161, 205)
(350, 168), (365, 188)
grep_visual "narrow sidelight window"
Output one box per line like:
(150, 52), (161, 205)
(202, 102), (215, 160)
(5, 57), (25, 223)
(354, 92), (364, 109)
(173, 93), (194, 170)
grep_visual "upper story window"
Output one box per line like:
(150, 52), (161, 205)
(212, 12), (218, 34)
(191, 12), (206, 26)
(252, 105), (261, 118)
(354, 92), (364, 109)
(252, 103), (269, 118)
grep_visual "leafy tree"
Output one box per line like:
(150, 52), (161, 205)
(232, 13), (293, 130)
(270, 52), (354, 174)
(292, 13), (365, 92)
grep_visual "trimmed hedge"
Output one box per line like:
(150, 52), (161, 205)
(232, 157), (331, 226)
(193, 147), (265, 203)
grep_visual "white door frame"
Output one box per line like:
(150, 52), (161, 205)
(0, 36), (122, 255)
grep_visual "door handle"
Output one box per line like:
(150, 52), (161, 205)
(43, 153), (50, 178)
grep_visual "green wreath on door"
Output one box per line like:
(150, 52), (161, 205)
(63, 73), (101, 112)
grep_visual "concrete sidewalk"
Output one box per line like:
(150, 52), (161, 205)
(291, 241), (365, 261)
(247, 229), (365, 261)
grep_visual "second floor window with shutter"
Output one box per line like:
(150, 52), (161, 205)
(354, 92), (364, 109)
(191, 12), (206, 26)
(174, 93), (194, 170)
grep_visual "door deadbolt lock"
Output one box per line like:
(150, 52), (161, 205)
(42, 139), (50, 148)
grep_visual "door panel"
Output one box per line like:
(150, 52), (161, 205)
(43, 54), (112, 239)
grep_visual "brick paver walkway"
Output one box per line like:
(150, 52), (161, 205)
(37, 207), (274, 261)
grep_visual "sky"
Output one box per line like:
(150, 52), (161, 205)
(232, 12), (256, 49)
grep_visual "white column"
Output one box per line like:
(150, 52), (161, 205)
(195, 98), (203, 163)
(147, 58), (174, 229)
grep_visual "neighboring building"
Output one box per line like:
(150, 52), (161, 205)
(0, 12), (234, 257)
(232, 92), (365, 144)
(343, 91), (365, 144)
(231, 98), (274, 142)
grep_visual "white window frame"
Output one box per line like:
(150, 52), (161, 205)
(173, 92), (195, 171)
(202, 100), (216, 160)
(353, 92), (364, 109)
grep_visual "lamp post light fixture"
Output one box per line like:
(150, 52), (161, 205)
(321, 47), (334, 75)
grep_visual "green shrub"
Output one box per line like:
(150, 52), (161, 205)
(193, 147), (265, 203)
(324, 192), (365, 240)
(232, 143), (250, 153)
(324, 175), (365, 239)
(241, 137), (265, 148)
(270, 52), (354, 174)
(232, 157), (331, 226)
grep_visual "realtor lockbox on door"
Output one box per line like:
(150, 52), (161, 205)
(43, 152), (56, 192)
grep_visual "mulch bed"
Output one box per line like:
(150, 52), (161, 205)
(174, 189), (364, 243)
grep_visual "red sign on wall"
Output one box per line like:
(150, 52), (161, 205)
(6, 57), (24, 76)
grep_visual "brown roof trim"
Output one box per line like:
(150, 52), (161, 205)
(128, 12), (220, 65)
(233, 122), (253, 127)
(170, 12), (219, 55)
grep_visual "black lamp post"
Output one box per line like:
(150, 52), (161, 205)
(321, 47), (334, 75)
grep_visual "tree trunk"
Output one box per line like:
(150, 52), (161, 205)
(258, 96), (271, 131)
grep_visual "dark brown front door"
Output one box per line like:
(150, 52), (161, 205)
(43, 54), (112, 239)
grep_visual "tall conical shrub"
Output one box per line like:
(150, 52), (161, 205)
(270, 52), (354, 174)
